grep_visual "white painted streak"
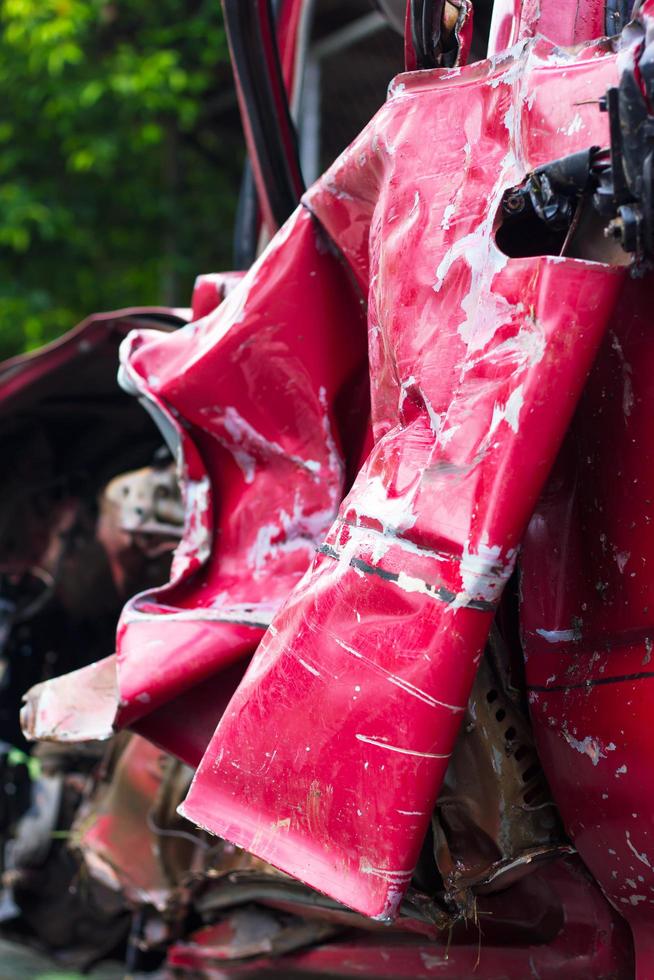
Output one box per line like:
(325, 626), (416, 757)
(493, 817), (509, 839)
(626, 831), (652, 869)
(535, 628), (579, 644)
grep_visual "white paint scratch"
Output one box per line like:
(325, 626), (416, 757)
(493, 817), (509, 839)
(355, 733), (449, 759)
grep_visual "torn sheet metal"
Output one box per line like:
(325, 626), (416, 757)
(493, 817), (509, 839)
(178, 35), (625, 920)
(166, 860), (632, 977)
(114, 205), (367, 762)
(73, 734), (194, 912)
(21, 656), (119, 744)
(168, 907), (338, 965)
(97, 462), (183, 600)
(487, 0), (606, 56)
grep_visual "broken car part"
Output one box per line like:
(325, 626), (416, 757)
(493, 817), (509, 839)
(178, 24), (627, 923)
(10, 0), (654, 975)
(500, 17), (654, 273)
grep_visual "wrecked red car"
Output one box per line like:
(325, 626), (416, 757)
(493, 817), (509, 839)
(3, 0), (654, 975)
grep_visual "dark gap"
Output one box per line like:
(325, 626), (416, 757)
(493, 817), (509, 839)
(521, 763), (541, 783)
(495, 211), (568, 259)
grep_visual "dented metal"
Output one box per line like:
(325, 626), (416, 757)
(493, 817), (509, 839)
(7, 0), (654, 976)
(179, 26), (627, 923)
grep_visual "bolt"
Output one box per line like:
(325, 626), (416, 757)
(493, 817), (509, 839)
(503, 193), (525, 214)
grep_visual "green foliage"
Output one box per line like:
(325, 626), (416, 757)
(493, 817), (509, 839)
(0, 0), (243, 359)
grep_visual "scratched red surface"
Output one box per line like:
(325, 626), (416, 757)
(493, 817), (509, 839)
(521, 270), (654, 972)
(180, 33), (625, 920)
(17, 0), (654, 971)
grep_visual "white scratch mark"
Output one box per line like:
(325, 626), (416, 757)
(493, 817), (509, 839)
(297, 657), (321, 678)
(565, 113), (583, 136)
(355, 733), (449, 760)
(626, 831), (652, 869)
(334, 637), (464, 712)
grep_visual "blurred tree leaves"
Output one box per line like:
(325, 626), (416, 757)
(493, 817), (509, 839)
(0, 0), (243, 359)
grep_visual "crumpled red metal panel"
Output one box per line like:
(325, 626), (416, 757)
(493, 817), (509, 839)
(22, 208), (368, 764)
(114, 207), (368, 751)
(177, 37), (625, 919)
(21, 0), (646, 935)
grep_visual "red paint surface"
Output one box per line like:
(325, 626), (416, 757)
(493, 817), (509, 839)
(521, 272), (654, 972)
(190, 271), (244, 321)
